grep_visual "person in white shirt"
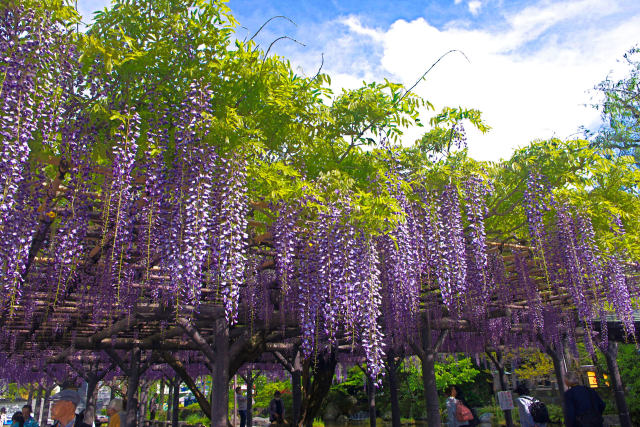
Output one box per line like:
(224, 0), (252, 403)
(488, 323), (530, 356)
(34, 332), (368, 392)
(515, 383), (547, 427)
(235, 387), (247, 427)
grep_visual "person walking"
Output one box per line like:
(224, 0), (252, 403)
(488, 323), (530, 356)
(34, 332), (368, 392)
(1, 408), (8, 426)
(563, 372), (605, 427)
(445, 385), (474, 427)
(235, 387), (247, 427)
(22, 405), (39, 427)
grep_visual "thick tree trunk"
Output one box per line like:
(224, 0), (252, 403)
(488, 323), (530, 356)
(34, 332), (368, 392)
(420, 352), (440, 427)
(211, 319), (230, 427)
(171, 377), (180, 427)
(126, 348), (142, 427)
(291, 368), (302, 426)
(84, 377), (99, 426)
(34, 386), (43, 423)
(385, 355), (401, 427)
(289, 350), (303, 426)
(41, 387), (52, 426)
(367, 374), (376, 427)
(86, 378), (98, 408)
(420, 324), (442, 427)
(603, 342), (632, 427)
(139, 380), (150, 426)
(299, 351), (337, 427)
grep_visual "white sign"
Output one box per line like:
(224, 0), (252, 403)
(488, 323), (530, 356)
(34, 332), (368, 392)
(497, 391), (514, 410)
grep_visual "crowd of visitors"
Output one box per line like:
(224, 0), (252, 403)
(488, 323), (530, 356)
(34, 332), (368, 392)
(442, 370), (607, 427)
(1, 369), (610, 427)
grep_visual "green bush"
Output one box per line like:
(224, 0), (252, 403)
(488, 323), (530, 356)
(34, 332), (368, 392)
(179, 403), (204, 421)
(184, 413), (208, 425)
(546, 403), (564, 423)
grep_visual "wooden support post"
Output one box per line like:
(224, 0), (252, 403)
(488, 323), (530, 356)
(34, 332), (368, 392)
(40, 387), (52, 426)
(486, 351), (514, 427)
(27, 384), (34, 409)
(603, 342), (632, 427)
(126, 347), (142, 427)
(166, 379), (173, 423)
(245, 371), (255, 427)
(240, 368), (261, 427)
(171, 376), (180, 427)
(233, 375), (238, 426)
(33, 386), (43, 423)
(157, 379), (165, 421)
(211, 318), (229, 427)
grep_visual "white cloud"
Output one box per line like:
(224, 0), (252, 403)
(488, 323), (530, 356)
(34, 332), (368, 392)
(455, 0), (464, 4)
(468, 1), (483, 15)
(341, 16), (385, 43)
(308, 0), (640, 161)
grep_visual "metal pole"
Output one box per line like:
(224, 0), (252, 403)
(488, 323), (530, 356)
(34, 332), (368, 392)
(233, 376), (237, 426)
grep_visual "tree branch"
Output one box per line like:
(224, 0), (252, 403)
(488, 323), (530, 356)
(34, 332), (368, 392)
(434, 329), (449, 353)
(104, 348), (130, 375)
(272, 351), (294, 373)
(160, 351), (211, 419)
(176, 317), (216, 364)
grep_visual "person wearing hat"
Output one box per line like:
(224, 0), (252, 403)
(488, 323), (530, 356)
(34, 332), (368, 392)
(50, 389), (90, 427)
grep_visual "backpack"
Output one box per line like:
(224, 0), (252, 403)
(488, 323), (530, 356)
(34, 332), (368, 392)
(456, 401), (474, 422)
(529, 399), (551, 423)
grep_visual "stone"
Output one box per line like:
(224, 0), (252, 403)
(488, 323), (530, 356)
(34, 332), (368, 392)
(323, 401), (340, 421)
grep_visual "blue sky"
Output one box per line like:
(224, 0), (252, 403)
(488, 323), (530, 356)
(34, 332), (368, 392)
(77, 0), (640, 161)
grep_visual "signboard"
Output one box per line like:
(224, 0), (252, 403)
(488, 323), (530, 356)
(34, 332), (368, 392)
(497, 391), (514, 410)
(587, 371), (598, 388)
